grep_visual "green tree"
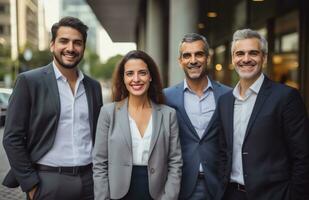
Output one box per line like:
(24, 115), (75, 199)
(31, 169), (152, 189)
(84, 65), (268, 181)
(0, 45), (13, 81)
(82, 48), (103, 77)
(91, 54), (123, 80)
(18, 49), (53, 71)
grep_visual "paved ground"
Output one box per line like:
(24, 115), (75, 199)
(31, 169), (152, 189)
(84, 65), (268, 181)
(0, 127), (25, 200)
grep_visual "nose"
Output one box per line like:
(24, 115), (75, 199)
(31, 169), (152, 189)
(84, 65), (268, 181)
(132, 73), (140, 82)
(67, 42), (74, 51)
(189, 55), (197, 64)
(243, 53), (251, 62)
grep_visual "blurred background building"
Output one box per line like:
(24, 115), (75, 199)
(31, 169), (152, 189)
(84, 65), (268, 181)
(0, 0), (308, 110)
(0, 0), (49, 87)
(87, 0), (309, 111)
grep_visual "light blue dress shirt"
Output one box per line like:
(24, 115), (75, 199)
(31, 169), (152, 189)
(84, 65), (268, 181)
(183, 77), (216, 171)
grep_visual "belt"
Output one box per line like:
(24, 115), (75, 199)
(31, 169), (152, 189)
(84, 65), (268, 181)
(229, 182), (246, 192)
(35, 163), (92, 176)
(197, 172), (205, 179)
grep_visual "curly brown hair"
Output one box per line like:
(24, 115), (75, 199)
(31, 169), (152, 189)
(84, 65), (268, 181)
(111, 50), (164, 104)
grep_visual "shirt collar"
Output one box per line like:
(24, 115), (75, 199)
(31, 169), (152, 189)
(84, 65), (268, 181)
(233, 73), (264, 100)
(52, 61), (84, 82)
(249, 73), (264, 94)
(183, 76), (213, 93)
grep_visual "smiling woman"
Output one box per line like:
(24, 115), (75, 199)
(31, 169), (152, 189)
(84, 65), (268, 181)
(93, 50), (183, 200)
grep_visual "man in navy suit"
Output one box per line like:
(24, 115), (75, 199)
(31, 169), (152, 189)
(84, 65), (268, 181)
(164, 33), (230, 200)
(217, 29), (309, 200)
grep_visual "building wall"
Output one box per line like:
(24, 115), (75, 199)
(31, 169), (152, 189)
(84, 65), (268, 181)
(0, 0), (11, 47)
(168, 0), (199, 86)
(17, 0), (39, 49)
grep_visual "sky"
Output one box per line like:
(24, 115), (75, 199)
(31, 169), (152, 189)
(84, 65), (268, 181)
(42, 0), (136, 63)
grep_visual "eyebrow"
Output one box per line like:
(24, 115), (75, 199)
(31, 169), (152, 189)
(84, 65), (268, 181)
(182, 50), (205, 54)
(234, 50), (261, 53)
(58, 37), (83, 42)
(125, 69), (148, 72)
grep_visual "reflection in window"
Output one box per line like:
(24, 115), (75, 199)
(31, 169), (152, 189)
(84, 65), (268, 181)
(281, 32), (298, 52)
(272, 53), (299, 89)
(273, 11), (299, 89)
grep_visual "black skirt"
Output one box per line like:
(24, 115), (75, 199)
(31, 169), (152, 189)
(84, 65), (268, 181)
(121, 166), (153, 200)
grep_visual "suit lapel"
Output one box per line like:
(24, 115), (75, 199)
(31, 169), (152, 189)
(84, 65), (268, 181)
(244, 78), (272, 140)
(42, 63), (60, 118)
(116, 99), (133, 153)
(83, 76), (94, 137)
(226, 93), (235, 146)
(148, 102), (162, 158)
(174, 82), (200, 139)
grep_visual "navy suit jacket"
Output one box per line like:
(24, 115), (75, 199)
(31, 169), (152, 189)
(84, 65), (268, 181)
(217, 76), (309, 200)
(2, 63), (103, 192)
(164, 79), (231, 199)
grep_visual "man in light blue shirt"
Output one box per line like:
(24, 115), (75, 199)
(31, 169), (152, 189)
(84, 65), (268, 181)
(164, 33), (231, 200)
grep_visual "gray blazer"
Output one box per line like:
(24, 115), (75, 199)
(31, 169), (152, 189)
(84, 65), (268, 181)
(93, 98), (182, 200)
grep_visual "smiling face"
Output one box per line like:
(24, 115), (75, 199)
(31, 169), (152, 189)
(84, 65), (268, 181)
(232, 38), (266, 82)
(124, 59), (152, 98)
(50, 26), (85, 69)
(179, 40), (208, 81)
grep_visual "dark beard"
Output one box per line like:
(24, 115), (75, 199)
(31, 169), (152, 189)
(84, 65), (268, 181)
(53, 52), (82, 69)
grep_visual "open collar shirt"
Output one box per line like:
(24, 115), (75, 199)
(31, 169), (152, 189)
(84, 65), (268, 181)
(231, 73), (264, 185)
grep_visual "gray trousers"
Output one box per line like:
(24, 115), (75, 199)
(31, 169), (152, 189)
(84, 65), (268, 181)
(29, 167), (93, 200)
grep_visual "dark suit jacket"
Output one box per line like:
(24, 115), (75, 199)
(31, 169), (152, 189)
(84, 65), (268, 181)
(164, 79), (231, 200)
(217, 76), (309, 200)
(2, 63), (103, 192)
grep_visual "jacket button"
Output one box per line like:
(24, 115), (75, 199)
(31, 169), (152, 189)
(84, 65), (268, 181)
(150, 168), (155, 174)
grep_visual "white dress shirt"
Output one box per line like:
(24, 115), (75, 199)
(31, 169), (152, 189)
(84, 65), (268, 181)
(38, 63), (92, 166)
(231, 73), (264, 185)
(129, 115), (153, 166)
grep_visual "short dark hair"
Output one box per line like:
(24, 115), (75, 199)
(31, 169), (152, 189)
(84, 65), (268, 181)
(51, 16), (88, 44)
(179, 33), (210, 57)
(112, 50), (164, 104)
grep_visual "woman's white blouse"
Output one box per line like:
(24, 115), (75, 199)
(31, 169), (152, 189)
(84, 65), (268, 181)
(129, 115), (153, 166)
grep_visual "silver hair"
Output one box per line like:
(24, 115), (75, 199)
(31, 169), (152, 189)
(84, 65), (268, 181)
(231, 29), (268, 55)
(179, 33), (209, 58)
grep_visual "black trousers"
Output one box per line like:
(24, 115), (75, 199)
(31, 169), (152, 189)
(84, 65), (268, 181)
(223, 183), (248, 200)
(121, 166), (153, 200)
(29, 165), (93, 200)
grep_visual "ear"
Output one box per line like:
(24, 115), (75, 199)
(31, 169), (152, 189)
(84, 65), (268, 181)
(206, 55), (211, 65)
(263, 55), (268, 65)
(178, 57), (183, 69)
(50, 41), (54, 53)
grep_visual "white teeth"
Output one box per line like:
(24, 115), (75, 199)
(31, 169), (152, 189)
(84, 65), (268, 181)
(131, 85), (143, 90)
(188, 66), (200, 69)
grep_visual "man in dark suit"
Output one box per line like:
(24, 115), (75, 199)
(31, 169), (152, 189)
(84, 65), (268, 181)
(2, 17), (103, 200)
(164, 33), (230, 200)
(217, 28), (309, 200)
